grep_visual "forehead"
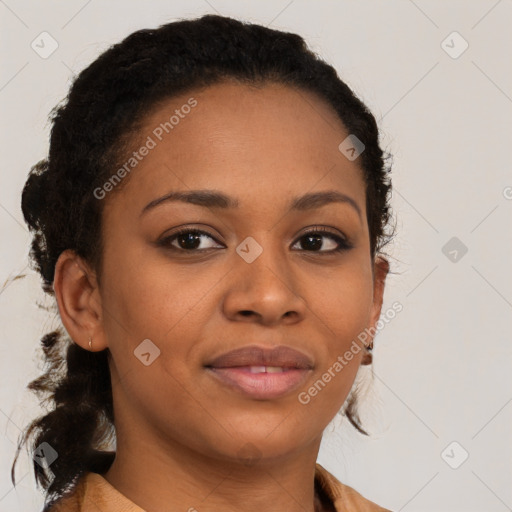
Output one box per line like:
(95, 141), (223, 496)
(104, 81), (366, 218)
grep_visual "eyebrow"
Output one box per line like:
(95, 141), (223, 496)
(140, 189), (362, 220)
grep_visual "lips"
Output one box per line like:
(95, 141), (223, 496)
(204, 345), (314, 400)
(205, 345), (314, 370)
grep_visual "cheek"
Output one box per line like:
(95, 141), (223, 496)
(101, 243), (209, 336)
(99, 246), (225, 393)
(311, 261), (374, 349)
(99, 250), (211, 438)
(302, 262), (373, 403)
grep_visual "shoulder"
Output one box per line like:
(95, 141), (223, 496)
(315, 463), (393, 512)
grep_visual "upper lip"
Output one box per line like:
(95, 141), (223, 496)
(205, 345), (314, 369)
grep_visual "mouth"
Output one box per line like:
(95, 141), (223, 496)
(206, 366), (312, 400)
(204, 345), (314, 400)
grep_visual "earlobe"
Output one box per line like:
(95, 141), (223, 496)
(360, 345), (373, 366)
(53, 249), (106, 351)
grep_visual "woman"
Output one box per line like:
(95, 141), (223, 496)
(12, 13), (394, 512)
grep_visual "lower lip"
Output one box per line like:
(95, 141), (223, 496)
(206, 367), (311, 400)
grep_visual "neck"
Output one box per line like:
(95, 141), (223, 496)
(103, 431), (324, 512)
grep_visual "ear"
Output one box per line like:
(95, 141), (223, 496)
(53, 249), (107, 352)
(360, 255), (389, 365)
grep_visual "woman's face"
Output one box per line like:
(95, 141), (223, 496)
(94, 81), (388, 465)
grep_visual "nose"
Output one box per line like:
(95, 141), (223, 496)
(221, 238), (306, 326)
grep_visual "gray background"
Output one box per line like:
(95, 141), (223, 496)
(1, 1), (511, 510)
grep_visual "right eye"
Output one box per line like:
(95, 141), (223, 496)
(157, 228), (225, 252)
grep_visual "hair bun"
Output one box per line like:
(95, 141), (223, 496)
(21, 159), (50, 231)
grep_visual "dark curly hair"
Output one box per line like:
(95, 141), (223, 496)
(11, 13), (394, 509)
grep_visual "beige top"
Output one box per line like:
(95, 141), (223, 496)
(47, 463), (391, 511)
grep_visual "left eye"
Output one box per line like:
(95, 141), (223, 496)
(291, 228), (352, 253)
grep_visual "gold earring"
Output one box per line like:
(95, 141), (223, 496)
(88, 336), (92, 350)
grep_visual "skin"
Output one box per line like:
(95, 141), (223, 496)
(54, 81), (389, 512)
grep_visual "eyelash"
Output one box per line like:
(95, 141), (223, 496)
(157, 226), (353, 254)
